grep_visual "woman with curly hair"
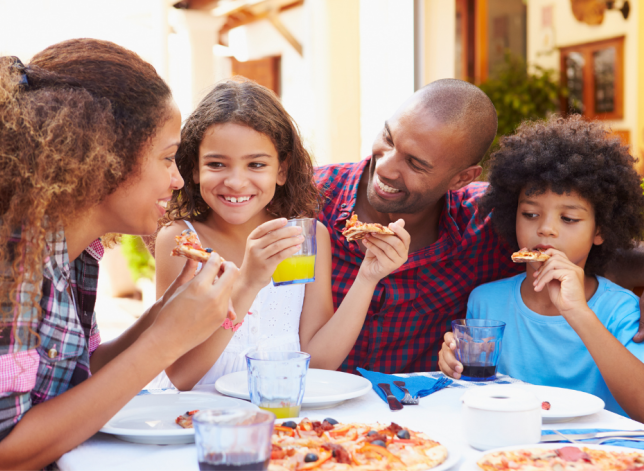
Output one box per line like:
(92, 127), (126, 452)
(0, 40), (238, 469)
(439, 115), (644, 420)
(150, 78), (410, 390)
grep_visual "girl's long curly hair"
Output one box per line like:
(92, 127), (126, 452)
(479, 115), (644, 275)
(164, 77), (321, 225)
(0, 39), (172, 342)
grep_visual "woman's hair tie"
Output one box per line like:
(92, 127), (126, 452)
(9, 56), (30, 88)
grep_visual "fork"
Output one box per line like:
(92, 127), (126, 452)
(393, 380), (419, 405)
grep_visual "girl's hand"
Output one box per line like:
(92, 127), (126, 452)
(438, 331), (463, 379)
(359, 219), (410, 284)
(148, 254), (240, 361)
(532, 249), (588, 316)
(241, 218), (304, 288)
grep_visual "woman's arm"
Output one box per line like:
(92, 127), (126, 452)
(0, 256), (238, 470)
(299, 221), (410, 370)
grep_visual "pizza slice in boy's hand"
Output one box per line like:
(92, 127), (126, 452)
(342, 212), (395, 242)
(171, 229), (223, 263)
(511, 248), (550, 263)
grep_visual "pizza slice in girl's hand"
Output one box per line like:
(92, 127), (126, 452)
(511, 247), (550, 263)
(170, 229), (224, 263)
(342, 212), (395, 242)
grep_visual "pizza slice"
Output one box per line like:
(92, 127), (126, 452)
(511, 247), (550, 263)
(170, 229), (223, 263)
(342, 212), (395, 242)
(175, 409), (199, 429)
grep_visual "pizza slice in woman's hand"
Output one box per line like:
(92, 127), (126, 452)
(171, 230), (224, 263)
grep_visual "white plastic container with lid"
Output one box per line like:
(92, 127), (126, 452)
(462, 386), (542, 450)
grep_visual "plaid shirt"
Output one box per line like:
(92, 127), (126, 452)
(0, 229), (102, 441)
(315, 159), (521, 374)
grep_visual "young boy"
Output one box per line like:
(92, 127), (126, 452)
(439, 116), (644, 420)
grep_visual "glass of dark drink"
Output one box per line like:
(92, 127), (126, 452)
(193, 409), (275, 471)
(451, 319), (506, 381)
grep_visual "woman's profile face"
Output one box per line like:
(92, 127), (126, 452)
(100, 100), (184, 235)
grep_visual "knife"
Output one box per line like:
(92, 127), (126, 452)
(540, 431), (644, 442)
(378, 383), (404, 411)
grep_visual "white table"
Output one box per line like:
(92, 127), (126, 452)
(58, 379), (643, 471)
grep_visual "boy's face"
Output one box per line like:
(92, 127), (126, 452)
(515, 188), (604, 271)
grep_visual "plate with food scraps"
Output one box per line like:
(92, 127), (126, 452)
(500, 384), (605, 422)
(460, 443), (644, 471)
(99, 392), (257, 444)
(215, 368), (372, 409)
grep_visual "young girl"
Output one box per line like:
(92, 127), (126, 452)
(153, 78), (410, 391)
(439, 116), (644, 421)
(0, 40), (237, 469)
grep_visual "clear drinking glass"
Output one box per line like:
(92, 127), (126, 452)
(193, 409), (275, 471)
(451, 319), (506, 381)
(272, 218), (317, 286)
(246, 351), (310, 419)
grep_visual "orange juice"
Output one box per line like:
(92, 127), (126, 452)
(259, 405), (301, 419)
(272, 255), (315, 284)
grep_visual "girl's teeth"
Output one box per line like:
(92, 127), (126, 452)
(225, 196), (250, 203)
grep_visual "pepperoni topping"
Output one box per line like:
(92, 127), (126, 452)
(555, 446), (591, 462)
(322, 443), (351, 464)
(541, 401), (551, 410)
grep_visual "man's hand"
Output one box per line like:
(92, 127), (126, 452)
(438, 332), (463, 379)
(358, 220), (410, 284)
(635, 291), (644, 342)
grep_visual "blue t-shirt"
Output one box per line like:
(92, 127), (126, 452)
(467, 273), (644, 416)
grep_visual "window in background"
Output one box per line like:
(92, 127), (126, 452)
(231, 56), (281, 96)
(560, 36), (624, 120)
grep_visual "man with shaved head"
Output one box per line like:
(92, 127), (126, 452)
(315, 79), (522, 374)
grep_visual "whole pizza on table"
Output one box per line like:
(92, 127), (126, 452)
(477, 445), (644, 471)
(269, 418), (448, 471)
(342, 213), (395, 242)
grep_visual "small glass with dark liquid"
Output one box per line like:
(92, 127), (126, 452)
(451, 319), (506, 381)
(193, 410), (275, 471)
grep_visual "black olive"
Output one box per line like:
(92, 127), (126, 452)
(371, 440), (386, 447)
(397, 430), (411, 440)
(323, 417), (338, 425)
(366, 430), (378, 436)
(304, 453), (319, 462)
(205, 248), (213, 253)
(282, 421), (297, 429)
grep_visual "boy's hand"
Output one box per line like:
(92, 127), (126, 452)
(358, 220), (410, 284)
(532, 249), (588, 316)
(240, 218), (304, 288)
(438, 332), (463, 379)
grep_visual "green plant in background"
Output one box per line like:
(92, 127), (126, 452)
(478, 52), (566, 175)
(121, 235), (155, 281)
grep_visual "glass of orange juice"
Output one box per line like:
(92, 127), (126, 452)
(246, 351), (310, 419)
(272, 218), (316, 286)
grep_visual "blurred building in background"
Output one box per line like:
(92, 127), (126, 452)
(2, 0), (643, 167)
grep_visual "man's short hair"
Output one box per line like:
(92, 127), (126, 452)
(417, 79), (498, 166)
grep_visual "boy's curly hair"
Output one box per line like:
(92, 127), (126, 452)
(164, 77), (321, 225)
(479, 115), (644, 275)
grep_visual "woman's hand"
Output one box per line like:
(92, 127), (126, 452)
(438, 332), (463, 379)
(532, 249), (588, 316)
(240, 218), (304, 289)
(358, 220), (410, 284)
(146, 253), (239, 362)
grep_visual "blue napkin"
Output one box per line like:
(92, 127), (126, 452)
(357, 368), (452, 404)
(542, 429), (644, 450)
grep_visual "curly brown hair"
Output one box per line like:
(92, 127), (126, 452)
(0, 39), (173, 339)
(164, 77), (321, 224)
(479, 115), (644, 275)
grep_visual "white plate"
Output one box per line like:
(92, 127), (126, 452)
(99, 392), (257, 444)
(499, 384), (605, 422)
(215, 368), (372, 409)
(460, 443), (644, 470)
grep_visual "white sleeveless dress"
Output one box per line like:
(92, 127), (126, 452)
(149, 221), (304, 389)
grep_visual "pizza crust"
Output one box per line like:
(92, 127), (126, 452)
(342, 213), (395, 242)
(170, 229), (224, 263)
(511, 248), (550, 263)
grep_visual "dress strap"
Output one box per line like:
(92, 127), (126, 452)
(183, 220), (202, 270)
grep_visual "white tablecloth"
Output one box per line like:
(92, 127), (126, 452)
(58, 376), (643, 471)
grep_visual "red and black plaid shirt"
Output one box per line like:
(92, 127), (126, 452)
(315, 158), (521, 373)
